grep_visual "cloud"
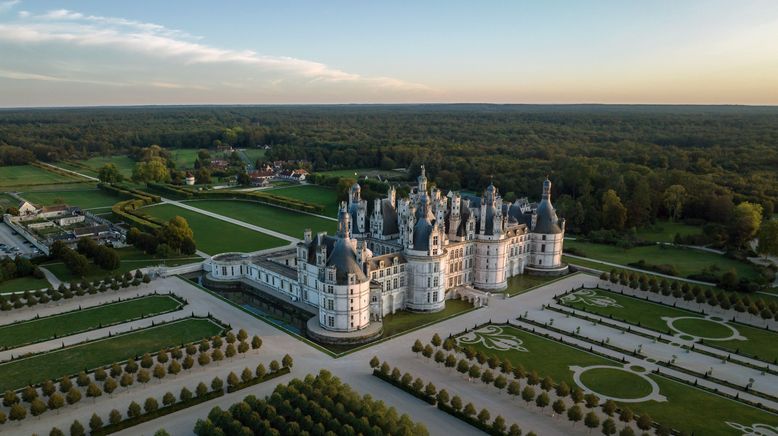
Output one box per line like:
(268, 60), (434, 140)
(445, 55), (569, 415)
(0, 68), (129, 86)
(0, 0), (20, 13)
(0, 8), (430, 92)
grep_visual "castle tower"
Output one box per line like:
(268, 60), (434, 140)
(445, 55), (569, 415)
(527, 178), (567, 274)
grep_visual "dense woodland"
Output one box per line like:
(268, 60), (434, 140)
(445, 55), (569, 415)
(1, 104), (777, 240)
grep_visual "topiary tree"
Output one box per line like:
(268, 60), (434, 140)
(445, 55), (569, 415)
(140, 353), (154, 369)
(76, 371), (90, 387)
(251, 335), (262, 351)
(493, 415), (507, 433)
(86, 382), (102, 401)
(144, 397), (159, 413)
(109, 409), (122, 425)
(437, 389), (450, 405)
(136, 368), (151, 385)
(48, 392), (65, 414)
(601, 417), (617, 436)
(195, 382), (208, 397)
(9, 403), (26, 422)
(227, 372), (239, 389)
(211, 377), (223, 392)
(412, 378), (424, 392)
(180, 387), (193, 402)
(369, 356), (380, 369)
(431, 333), (442, 347)
(584, 393), (600, 408)
(507, 380), (521, 397)
(619, 407), (633, 423)
(162, 391), (176, 406)
(585, 411), (600, 432)
(567, 405), (583, 425)
(168, 359), (182, 376)
(282, 354), (293, 369)
(66, 387), (81, 405)
(412, 339), (423, 355)
(89, 413), (103, 433)
(21, 385), (38, 403)
(451, 395), (463, 412)
(110, 362), (123, 378)
(41, 379), (56, 397)
(241, 367), (253, 383)
(422, 344), (434, 358)
(602, 399), (617, 416)
(494, 374), (508, 390)
(424, 382), (437, 397)
(401, 372), (413, 386)
(556, 380), (571, 397)
(481, 369), (495, 385)
(535, 391), (550, 410)
(636, 413), (652, 431)
(468, 364), (481, 381)
(522, 386), (535, 404)
(255, 363), (267, 379)
(153, 364), (167, 381)
(120, 373), (134, 388)
(477, 408), (491, 425)
(70, 419), (85, 436)
(30, 398), (47, 417)
(463, 402), (477, 418)
(552, 399), (566, 415)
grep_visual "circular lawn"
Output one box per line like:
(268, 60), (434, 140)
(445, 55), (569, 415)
(578, 367), (653, 400)
(671, 318), (736, 339)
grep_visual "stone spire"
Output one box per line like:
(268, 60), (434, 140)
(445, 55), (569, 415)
(418, 164), (427, 193)
(337, 201), (351, 239)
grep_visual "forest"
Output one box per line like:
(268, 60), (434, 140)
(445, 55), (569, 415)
(1, 104), (776, 238)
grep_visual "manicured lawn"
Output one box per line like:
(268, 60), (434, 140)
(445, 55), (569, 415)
(635, 220), (703, 243)
(59, 155), (137, 178)
(560, 289), (778, 361)
(168, 148), (202, 170)
(578, 367), (653, 399)
(0, 276), (51, 293)
(382, 298), (474, 338)
(241, 148), (266, 162)
(0, 193), (17, 210)
(267, 185), (339, 217)
(0, 165), (75, 187)
(183, 199), (336, 238)
(0, 318), (223, 390)
(457, 324), (778, 435)
(315, 168), (408, 179)
(141, 203), (288, 254)
(505, 274), (560, 296)
(19, 188), (125, 209)
(564, 239), (761, 280)
(0, 295), (182, 349)
(41, 246), (201, 282)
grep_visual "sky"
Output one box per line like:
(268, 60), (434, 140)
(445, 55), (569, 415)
(0, 0), (777, 107)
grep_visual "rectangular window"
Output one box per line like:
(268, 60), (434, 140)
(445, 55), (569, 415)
(328, 316), (334, 327)
(433, 291), (438, 301)
(541, 244), (546, 252)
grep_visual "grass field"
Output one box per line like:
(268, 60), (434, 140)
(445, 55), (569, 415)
(505, 274), (559, 296)
(183, 199), (336, 237)
(267, 185), (339, 217)
(19, 188), (125, 209)
(560, 289), (778, 361)
(0, 295), (182, 349)
(241, 148), (266, 163)
(0, 165), (76, 188)
(41, 246), (202, 282)
(168, 148), (202, 170)
(315, 168), (408, 180)
(564, 239), (761, 280)
(59, 155), (137, 178)
(457, 324), (778, 435)
(0, 192), (17, 210)
(0, 318), (223, 390)
(141, 203), (288, 254)
(0, 275), (52, 293)
(382, 298), (473, 338)
(635, 220), (703, 243)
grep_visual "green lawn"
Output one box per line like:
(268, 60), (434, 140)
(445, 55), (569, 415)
(315, 168), (408, 180)
(141, 203), (288, 254)
(41, 246), (201, 282)
(0, 192), (17, 210)
(579, 367), (653, 398)
(59, 155), (137, 178)
(505, 274), (559, 296)
(267, 185), (339, 217)
(168, 148), (202, 170)
(0, 276), (51, 293)
(565, 239), (761, 280)
(241, 148), (266, 162)
(382, 298), (474, 338)
(635, 220), (703, 243)
(20, 188), (125, 209)
(457, 324), (778, 435)
(183, 199), (336, 238)
(0, 165), (75, 188)
(560, 289), (778, 362)
(0, 318), (223, 390)
(0, 295), (182, 349)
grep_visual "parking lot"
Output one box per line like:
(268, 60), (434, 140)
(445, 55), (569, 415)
(0, 222), (38, 258)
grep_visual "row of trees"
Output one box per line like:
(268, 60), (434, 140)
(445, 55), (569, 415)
(76, 237), (120, 271)
(126, 215), (196, 256)
(195, 369), (429, 436)
(603, 270), (778, 322)
(0, 256), (43, 286)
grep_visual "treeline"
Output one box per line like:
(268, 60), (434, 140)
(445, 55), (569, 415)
(0, 256), (43, 285)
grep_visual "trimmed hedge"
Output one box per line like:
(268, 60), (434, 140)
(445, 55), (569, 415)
(438, 401), (506, 436)
(91, 389), (224, 436)
(372, 369), (436, 405)
(225, 366), (290, 393)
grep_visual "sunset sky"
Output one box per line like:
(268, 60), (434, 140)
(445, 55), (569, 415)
(1, 0), (777, 106)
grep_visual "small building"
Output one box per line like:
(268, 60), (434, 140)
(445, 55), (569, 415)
(18, 201), (37, 216)
(185, 173), (196, 186)
(54, 214), (85, 227)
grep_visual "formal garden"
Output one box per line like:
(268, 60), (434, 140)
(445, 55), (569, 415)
(558, 288), (778, 362)
(0, 317), (225, 390)
(0, 293), (184, 350)
(443, 324), (778, 435)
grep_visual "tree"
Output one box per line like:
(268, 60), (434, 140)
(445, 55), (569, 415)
(198, 352), (211, 367)
(663, 185), (687, 221)
(227, 372), (239, 388)
(30, 398), (47, 417)
(601, 189), (627, 231)
(457, 359), (470, 376)
(225, 343), (237, 359)
(48, 392), (65, 413)
(431, 333), (442, 347)
(494, 374), (508, 390)
(241, 367), (253, 383)
(437, 389), (450, 405)
(76, 371), (91, 387)
(619, 407), (634, 423)
(540, 376), (555, 391)
(137, 369), (151, 385)
(66, 387), (81, 405)
(270, 360), (280, 372)
(636, 413), (652, 431)
(282, 354), (293, 368)
(127, 401), (141, 418)
(144, 397), (159, 413)
(132, 157), (170, 183)
(42, 379), (56, 397)
(493, 415), (507, 433)
(70, 420), (85, 436)
(552, 399), (566, 415)
(535, 391), (550, 410)
(211, 377), (223, 391)
(238, 341), (249, 355)
(463, 403), (477, 418)
(450, 395), (463, 412)
(109, 409), (122, 425)
(89, 413), (104, 433)
(508, 424), (523, 436)
(425, 382), (437, 397)
(757, 220), (778, 257)
(2, 390), (18, 406)
(103, 377), (118, 397)
(729, 202), (763, 248)
(251, 335), (262, 351)
(601, 418), (617, 436)
(369, 356), (380, 369)
(556, 381), (571, 397)
(180, 387), (193, 402)
(86, 382), (102, 401)
(602, 399), (616, 416)
(477, 408), (491, 425)
(195, 382), (208, 397)
(618, 427), (635, 436)
(567, 405), (583, 425)
(153, 364), (167, 381)
(9, 403), (26, 422)
(584, 393), (600, 408)
(255, 363), (266, 379)
(168, 359), (182, 376)
(585, 411), (601, 433)
(468, 364), (481, 380)
(521, 386), (535, 403)
(163, 391), (176, 406)
(21, 385), (37, 402)
(412, 339), (423, 355)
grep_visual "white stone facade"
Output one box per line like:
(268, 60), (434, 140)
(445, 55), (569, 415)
(205, 166), (567, 338)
